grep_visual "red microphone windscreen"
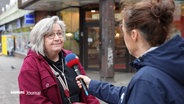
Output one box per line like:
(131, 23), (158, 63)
(65, 53), (79, 68)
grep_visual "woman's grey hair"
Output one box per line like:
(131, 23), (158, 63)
(29, 16), (66, 56)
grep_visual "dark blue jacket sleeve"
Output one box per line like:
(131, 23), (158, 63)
(88, 80), (126, 104)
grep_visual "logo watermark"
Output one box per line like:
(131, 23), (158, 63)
(10, 91), (25, 95)
(10, 90), (41, 95)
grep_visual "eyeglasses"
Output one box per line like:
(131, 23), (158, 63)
(46, 32), (64, 39)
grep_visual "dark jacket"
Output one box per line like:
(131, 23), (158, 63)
(18, 49), (100, 104)
(88, 35), (184, 104)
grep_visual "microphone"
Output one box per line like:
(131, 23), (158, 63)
(65, 53), (89, 96)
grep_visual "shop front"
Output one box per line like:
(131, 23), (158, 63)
(0, 12), (34, 56)
(55, 4), (130, 72)
(1, 35), (14, 56)
(17, 0), (137, 73)
(17, 0), (184, 73)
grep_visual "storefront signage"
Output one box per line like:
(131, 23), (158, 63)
(0, 25), (5, 31)
(24, 13), (35, 24)
(16, 19), (21, 28)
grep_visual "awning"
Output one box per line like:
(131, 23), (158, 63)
(18, 0), (99, 11)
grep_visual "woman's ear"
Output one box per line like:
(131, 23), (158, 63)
(130, 29), (139, 41)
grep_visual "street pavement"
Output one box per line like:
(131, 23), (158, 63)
(0, 55), (135, 104)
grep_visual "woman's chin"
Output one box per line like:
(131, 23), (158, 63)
(52, 48), (62, 52)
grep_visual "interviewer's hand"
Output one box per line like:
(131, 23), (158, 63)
(76, 75), (91, 89)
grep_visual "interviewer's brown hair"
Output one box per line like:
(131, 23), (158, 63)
(121, 0), (175, 46)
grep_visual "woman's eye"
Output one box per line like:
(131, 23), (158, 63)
(57, 33), (62, 36)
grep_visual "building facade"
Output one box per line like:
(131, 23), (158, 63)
(1, 0), (184, 79)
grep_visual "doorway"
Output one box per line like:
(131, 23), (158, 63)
(84, 22), (100, 70)
(81, 5), (130, 71)
(84, 21), (130, 71)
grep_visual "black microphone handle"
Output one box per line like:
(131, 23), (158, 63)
(73, 66), (89, 96)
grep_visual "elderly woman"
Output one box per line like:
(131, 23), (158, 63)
(76, 0), (184, 104)
(18, 16), (100, 104)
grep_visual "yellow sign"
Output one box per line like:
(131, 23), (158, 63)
(2, 35), (7, 55)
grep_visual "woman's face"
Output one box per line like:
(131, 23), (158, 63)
(44, 23), (64, 56)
